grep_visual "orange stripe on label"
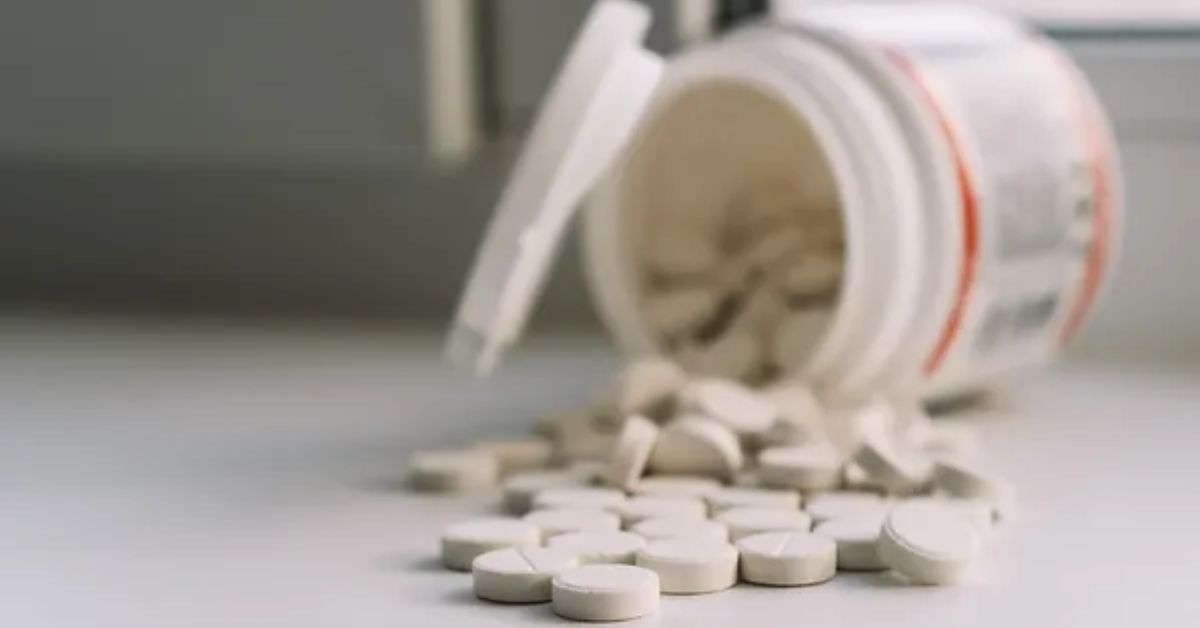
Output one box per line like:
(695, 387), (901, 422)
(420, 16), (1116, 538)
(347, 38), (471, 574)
(1043, 46), (1116, 346)
(885, 49), (981, 377)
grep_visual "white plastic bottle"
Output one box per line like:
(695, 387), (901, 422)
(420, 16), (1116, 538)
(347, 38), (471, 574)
(449, 0), (1123, 402)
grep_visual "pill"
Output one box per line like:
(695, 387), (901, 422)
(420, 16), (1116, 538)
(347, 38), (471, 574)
(409, 449), (499, 492)
(502, 469), (591, 514)
(736, 531), (837, 586)
(676, 329), (761, 381)
(533, 487), (626, 511)
(636, 538), (739, 594)
(472, 547), (580, 603)
(611, 496), (708, 527)
(757, 444), (843, 492)
(648, 416), (744, 480)
(760, 382), (825, 427)
(612, 357), (688, 418)
(631, 517), (730, 543)
(551, 564), (659, 622)
(716, 506), (812, 541)
(805, 491), (890, 524)
(548, 531), (648, 565)
(706, 487), (802, 514)
(851, 436), (933, 494)
(440, 518), (542, 571)
(523, 508), (621, 542)
(604, 415), (659, 490)
(474, 437), (554, 476)
(630, 475), (723, 499)
(770, 310), (831, 370)
(933, 458), (1015, 509)
(550, 414), (616, 462)
(645, 287), (719, 337)
(813, 515), (887, 571)
(904, 496), (995, 534)
(678, 378), (778, 436)
(877, 501), (980, 585)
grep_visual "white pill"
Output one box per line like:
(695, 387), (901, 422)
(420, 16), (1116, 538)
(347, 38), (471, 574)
(679, 378), (778, 436)
(716, 507), (812, 541)
(551, 415), (616, 462)
(611, 496), (708, 527)
(502, 469), (591, 515)
(548, 531), (648, 565)
(604, 415), (659, 491)
(760, 383), (825, 429)
(851, 436), (933, 494)
(472, 547), (580, 603)
(533, 487), (626, 511)
(409, 449), (498, 492)
(631, 475), (723, 499)
(805, 491), (890, 524)
(631, 517), (729, 543)
(648, 416), (743, 480)
(523, 508), (621, 542)
(933, 458), (1015, 510)
(676, 330), (761, 381)
(473, 437), (554, 476)
(636, 538), (739, 594)
(770, 310), (832, 370)
(878, 501), (980, 585)
(706, 487), (802, 514)
(645, 287), (719, 337)
(552, 564), (659, 622)
(440, 518), (542, 571)
(904, 496), (995, 534)
(612, 357), (688, 418)
(736, 531), (837, 586)
(813, 515), (887, 571)
(757, 444), (843, 492)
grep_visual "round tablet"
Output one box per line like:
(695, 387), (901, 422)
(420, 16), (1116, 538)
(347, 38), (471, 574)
(533, 487), (626, 511)
(679, 379), (777, 436)
(474, 437), (554, 475)
(878, 501), (980, 585)
(933, 459), (1014, 507)
(409, 449), (498, 492)
(648, 416), (743, 480)
(904, 496), (995, 534)
(631, 475), (723, 499)
(613, 357), (687, 417)
(805, 491), (889, 524)
(440, 518), (541, 571)
(605, 415), (659, 490)
(472, 547), (580, 603)
(716, 507), (812, 541)
(631, 517), (729, 543)
(502, 469), (590, 514)
(636, 538), (739, 594)
(706, 487), (802, 514)
(611, 496), (707, 527)
(757, 444), (843, 492)
(737, 531), (837, 586)
(851, 437), (932, 494)
(813, 516), (887, 571)
(761, 383), (824, 426)
(548, 531), (648, 565)
(523, 508), (621, 541)
(552, 564), (660, 622)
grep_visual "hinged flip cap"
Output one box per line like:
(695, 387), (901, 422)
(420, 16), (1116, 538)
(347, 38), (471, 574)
(447, 0), (665, 374)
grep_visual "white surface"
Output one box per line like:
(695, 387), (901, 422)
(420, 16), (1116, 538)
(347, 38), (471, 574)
(2, 317), (1200, 626)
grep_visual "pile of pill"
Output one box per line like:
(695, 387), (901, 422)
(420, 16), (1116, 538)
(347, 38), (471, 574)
(637, 175), (845, 383)
(411, 357), (1013, 622)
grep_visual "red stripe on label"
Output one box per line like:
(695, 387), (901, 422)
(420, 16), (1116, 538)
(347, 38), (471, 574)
(1044, 47), (1116, 345)
(885, 49), (981, 377)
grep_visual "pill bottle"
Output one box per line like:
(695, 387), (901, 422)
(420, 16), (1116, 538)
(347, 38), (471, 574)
(449, 0), (1122, 402)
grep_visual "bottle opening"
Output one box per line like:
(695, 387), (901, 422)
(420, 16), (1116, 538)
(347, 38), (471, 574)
(615, 78), (846, 383)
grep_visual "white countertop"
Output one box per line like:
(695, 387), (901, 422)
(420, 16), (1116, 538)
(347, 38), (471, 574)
(2, 317), (1198, 628)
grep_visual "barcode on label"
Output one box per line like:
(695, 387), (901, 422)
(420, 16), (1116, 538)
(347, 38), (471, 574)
(973, 293), (1061, 356)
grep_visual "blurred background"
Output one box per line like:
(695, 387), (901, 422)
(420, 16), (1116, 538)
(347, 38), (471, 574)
(1, 0), (1198, 360)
